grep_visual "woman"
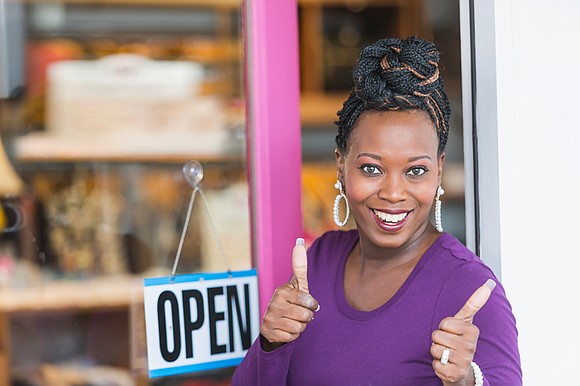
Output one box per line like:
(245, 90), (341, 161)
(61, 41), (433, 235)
(232, 36), (521, 385)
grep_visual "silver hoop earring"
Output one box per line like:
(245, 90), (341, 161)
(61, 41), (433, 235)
(435, 186), (444, 232)
(333, 180), (350, 227)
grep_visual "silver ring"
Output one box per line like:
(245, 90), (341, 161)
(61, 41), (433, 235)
(440, 348), (450, 365)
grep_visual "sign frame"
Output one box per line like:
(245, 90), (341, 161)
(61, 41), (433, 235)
(143, 269), (259, 378)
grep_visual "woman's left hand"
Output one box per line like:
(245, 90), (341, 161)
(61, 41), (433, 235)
(430, 279), (496, 386)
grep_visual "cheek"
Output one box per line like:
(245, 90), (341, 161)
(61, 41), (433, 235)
(344, 175), (375, 203)
(411, 182), (438, 207)
(418, 191), (436, 207)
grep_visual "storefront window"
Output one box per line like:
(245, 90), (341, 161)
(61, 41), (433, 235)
(1, 0), (466, 385)
(1, 1), (248, 385)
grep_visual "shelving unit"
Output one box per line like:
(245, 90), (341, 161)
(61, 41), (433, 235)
(4, 1), (249, 385)
(298, 0), (428, 127)
(0, 277), (146, 386)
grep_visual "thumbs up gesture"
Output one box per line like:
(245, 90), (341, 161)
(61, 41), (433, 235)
(430, 279), (496, 385)
(260, 238), (320, 352)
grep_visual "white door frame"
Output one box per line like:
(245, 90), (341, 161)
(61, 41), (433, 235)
(459, 0), (502, 278)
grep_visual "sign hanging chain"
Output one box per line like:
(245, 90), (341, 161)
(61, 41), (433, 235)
(170, 161), (231, 282)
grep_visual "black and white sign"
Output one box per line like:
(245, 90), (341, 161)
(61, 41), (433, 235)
(143, 269), (259, 378)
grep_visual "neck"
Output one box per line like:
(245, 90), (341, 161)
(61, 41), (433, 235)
(343, 226), (443, 311)
(355, 225), (440, 273)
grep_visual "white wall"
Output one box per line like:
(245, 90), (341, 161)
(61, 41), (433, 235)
(475, 1), (580, 384)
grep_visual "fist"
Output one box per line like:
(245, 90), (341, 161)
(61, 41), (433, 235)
(260, 238), (319, 350)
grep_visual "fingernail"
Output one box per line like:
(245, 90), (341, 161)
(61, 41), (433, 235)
(296, 238), (305, 246)
(315, 304), (320, 312)
(484, 279), (496, 291)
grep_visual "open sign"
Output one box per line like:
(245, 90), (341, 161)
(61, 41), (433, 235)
(143, 269), (259, 378)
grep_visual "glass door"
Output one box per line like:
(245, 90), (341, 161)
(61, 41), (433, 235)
(0, 0), (470, 384)
(0, 0), (251, 384)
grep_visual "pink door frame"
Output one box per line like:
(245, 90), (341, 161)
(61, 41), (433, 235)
(243, 0), (303, 316)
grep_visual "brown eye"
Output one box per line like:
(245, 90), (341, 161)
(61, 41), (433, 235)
(361, 164), (382, 175)
(406, 167), (427, 177)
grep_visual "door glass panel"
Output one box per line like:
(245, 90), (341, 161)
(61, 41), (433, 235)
(299, 0), (466, 244)
(0, 1), (248, 384)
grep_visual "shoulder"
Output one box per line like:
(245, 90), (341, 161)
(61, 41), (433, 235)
(429, 234), (517, 330)
(437, 233), (482, 265)
(430, 233), (496, 283)
(426, 233), (502, 316)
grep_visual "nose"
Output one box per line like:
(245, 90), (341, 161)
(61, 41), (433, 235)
(377, 173), (407, 203)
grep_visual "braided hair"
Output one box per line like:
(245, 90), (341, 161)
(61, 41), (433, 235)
(335, 36), (451, 155)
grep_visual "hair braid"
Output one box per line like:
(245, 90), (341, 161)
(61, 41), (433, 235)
(335, 36), (451, 155)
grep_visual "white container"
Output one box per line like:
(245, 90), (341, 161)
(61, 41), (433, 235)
(42, 54), (230, 156)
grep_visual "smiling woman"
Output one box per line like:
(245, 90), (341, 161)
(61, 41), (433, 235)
(337, 109), (442, 251)
(232, 36), (522, 386)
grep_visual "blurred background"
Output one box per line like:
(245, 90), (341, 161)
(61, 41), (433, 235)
(0, 1), (464, 385)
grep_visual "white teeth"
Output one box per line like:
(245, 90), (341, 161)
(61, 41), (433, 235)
(373, 210), (408, 223)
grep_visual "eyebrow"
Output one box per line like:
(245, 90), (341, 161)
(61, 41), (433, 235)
(356, 153), (432, 162)
(408, 155), (432, 162)
(356, 152), (382, 160)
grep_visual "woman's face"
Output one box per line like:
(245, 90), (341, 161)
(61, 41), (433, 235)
(336, 109), (444, 250)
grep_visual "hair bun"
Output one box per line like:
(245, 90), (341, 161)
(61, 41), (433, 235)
(353, 36), (442, 102)
(337, 36), (450, 155)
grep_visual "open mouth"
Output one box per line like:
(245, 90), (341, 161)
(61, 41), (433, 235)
(372, 209), (411, 225)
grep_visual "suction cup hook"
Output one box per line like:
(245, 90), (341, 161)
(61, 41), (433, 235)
(171, 159), (232, 278)
(182, 160), (204, 188)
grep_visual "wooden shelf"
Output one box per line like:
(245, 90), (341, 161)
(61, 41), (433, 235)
(0, 276), (143, 314)
(23, 0), (241, 8)
(0, 276), (146, 386)
(13, 133), (245, 164)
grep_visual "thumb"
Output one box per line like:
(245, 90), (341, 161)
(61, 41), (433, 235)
(454, 278), (496, 323)
(291, 238), (309, 293)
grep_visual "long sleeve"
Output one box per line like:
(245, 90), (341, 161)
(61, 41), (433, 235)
(432, 261), (522, 385)
(231, 337), (295, 386)
(234, 231), (522, 385)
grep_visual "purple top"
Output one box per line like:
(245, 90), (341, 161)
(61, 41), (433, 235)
(233, 230), (522, 385)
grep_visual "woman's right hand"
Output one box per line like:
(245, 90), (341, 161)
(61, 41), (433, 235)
(260, 238), (320, 351)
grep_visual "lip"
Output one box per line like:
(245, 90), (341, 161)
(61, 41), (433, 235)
(370, 208), (413, 232)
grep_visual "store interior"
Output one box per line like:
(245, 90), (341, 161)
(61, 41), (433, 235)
(0, 1), (464, 385)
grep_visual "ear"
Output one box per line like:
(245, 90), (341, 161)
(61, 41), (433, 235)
(437, 152), (446, 186)
(335, 149), (345, 183)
